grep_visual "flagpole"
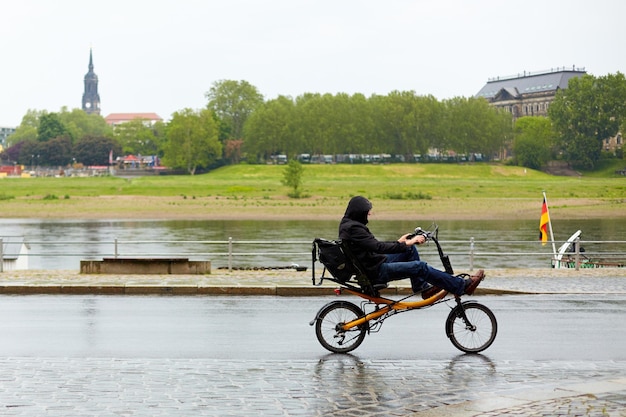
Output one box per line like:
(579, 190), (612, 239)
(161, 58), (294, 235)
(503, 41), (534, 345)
(543, 191), (557, 257)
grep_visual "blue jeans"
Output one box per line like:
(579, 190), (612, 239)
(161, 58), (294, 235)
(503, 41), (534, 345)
(379, 245), (466, 296)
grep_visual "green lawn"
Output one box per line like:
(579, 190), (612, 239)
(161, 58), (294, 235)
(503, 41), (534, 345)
(1, 163), (625, 200)
(1, 163), (624, 220)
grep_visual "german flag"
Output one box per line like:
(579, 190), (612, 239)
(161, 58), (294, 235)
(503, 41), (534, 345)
(539, 197), (550, 245)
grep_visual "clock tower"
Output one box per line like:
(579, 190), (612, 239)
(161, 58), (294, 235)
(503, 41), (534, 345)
(82, 48), (101, 115)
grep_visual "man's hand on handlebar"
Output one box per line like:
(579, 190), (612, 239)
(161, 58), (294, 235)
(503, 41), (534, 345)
(399, 233), (426, 246)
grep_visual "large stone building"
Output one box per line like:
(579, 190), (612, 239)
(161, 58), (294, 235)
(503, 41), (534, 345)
(82, 49), (101, 115)
(475, 66), (586, 120)
(476, 66), (623, 154)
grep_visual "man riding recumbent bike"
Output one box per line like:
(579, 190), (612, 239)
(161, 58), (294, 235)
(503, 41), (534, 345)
(310, 225), (497, 354)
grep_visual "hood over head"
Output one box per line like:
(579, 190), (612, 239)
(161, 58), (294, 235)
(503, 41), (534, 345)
(343, 195), (372, 225)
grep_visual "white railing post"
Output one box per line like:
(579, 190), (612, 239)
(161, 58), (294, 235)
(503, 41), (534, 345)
(228, 237), (233, 272)
(469, 237), (475, 272)
(574, 237), (580, 271)
(0, 238), (3, 273)
(114, 238), (118, 259)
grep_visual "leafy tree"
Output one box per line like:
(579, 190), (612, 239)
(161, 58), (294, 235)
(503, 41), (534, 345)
(282, 159), (304, 198)
(8, 109), (116, 167)
(328, 92), (372, 155)
(205, 80), (264, 141)
(74, 136), (122, 166)
(150, 120), (168, 158)
(6, 109), (42, 146)
(58, 107), (113, 142)
(292, 93), (328, 156)
(113, 119), (161, 156)
(371, 91), (442, 157)
(486, 106), (515, 161)
(371, 93), (404, 155)
(163, 108), (222, 175)
(212, 111), (231, 142)
(224, 139), (244, 164)
(0, 142), (21, 163)
(410, 94), (444, 156)
(513, 117), (553, 169)
(42, 136), (73, 166)
(444, 97), (512, 160)
(13, 140), (41, 166)
(243, 95), (295, 161)
(37, 113), (68, 142)
(549, 72), (626, 168)
(291, 93), (369, 157)
(12, 136), (72, 167)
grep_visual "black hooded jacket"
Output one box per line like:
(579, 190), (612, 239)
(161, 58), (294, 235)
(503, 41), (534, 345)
(338, 196), (410, 281)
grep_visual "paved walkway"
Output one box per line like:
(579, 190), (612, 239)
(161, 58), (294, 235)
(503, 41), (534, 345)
(0, 267), (625, 296)
(0, 267), (624, 416)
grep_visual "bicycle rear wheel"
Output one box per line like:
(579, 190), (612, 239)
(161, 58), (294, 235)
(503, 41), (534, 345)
(315, 301), (367, 353)
(446, 301), (497, 353)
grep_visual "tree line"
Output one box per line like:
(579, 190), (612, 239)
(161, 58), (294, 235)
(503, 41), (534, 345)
(243, 92), (511, 163)
(2, 73), (624, 174)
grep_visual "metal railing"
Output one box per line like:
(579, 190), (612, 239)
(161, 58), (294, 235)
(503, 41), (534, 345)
(1, 236), (625, 272)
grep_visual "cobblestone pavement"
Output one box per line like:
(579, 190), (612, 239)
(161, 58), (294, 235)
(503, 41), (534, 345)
(0, 358), (624, 416)
(0, 268), (624, 416)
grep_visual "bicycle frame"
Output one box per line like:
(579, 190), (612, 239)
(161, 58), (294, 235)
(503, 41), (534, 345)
(333, 286), (450, 331)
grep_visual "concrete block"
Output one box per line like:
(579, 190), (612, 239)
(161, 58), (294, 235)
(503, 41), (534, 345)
(80, 258), (211, 275)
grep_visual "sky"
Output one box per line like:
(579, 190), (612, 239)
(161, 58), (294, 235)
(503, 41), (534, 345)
(1, 0), (625, 127)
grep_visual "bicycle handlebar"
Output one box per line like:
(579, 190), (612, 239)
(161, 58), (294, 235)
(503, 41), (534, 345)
(414, 223), (454, 274)
(407, 224), (439, 241)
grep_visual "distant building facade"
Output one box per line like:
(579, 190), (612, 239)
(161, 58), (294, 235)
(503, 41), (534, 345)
(475, 66), (586, 120)
(82, 48), (101, 115)
(0, 126), (16, 148)
(104, 113), (163, 126)
(476, 66), (622, 155)
(603, 133), (623, 153)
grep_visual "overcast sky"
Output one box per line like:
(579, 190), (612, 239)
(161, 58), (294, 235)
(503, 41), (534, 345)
(1, 0), (624, 126)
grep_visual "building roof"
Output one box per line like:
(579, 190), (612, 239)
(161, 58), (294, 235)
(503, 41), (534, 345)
(475, 68), (587, 100)
(104, 113), (163, 125)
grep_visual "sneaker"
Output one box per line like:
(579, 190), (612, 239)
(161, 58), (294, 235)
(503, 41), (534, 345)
(464, 269), (485, 295)
(421, 285), (441, 299)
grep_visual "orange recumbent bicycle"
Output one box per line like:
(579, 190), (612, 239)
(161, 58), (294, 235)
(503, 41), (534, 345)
(310, 225), (497, 354)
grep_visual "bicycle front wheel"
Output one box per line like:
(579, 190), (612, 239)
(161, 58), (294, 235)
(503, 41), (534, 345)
(446, 301), (497, 353)
(315, 301), (367, 353)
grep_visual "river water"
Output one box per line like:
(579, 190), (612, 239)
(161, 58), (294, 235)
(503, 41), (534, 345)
(1, 218), (625, 271)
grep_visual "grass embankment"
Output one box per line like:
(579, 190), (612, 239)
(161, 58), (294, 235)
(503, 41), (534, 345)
(0, 164), (624, 220)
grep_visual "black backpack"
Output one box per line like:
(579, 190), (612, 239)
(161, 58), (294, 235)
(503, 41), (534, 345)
(313, 238), (357, 283)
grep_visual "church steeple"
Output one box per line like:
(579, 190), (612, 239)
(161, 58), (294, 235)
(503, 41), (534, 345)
(82, 48), (101, 115)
